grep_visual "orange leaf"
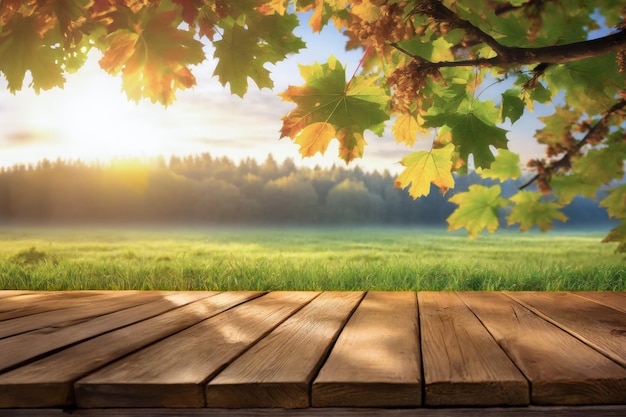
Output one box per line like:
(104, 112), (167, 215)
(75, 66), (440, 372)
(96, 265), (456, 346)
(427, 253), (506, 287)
(294, 122), (336, 157)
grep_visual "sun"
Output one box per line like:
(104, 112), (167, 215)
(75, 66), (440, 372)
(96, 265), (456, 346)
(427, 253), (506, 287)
(53, 66), (164, 162)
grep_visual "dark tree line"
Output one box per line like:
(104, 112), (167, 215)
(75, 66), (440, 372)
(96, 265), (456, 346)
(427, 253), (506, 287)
(0, 154), (614, 227)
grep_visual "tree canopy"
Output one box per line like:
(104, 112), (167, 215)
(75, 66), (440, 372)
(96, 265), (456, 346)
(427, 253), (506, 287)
(1, 0), (625, 250)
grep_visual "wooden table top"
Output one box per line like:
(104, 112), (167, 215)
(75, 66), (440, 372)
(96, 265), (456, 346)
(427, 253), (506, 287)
(0, 290), (624, 416)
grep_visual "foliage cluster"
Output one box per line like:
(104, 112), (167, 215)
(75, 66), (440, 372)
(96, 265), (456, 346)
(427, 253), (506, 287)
(1, 0), (625, 248)
(0, 154), (613, 228)
(0, 228), (623, 291)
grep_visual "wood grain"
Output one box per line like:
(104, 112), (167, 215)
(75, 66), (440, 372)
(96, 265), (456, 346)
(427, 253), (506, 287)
(0, 291), (215, 373)
(74, 292), (318, 408)
(0, 292), (109, 321)
(0, 291), (269, 408)
(0, 291), (31, 300)
(312, 292), (421, 407)
(418, 292), (528, 406)
(459, 292), (626, 405)
(0, 291), (163, 338)
(3, 405), (626, 416)
(506, 292), (626, 367)
(205, 292), (364, 409)
(575, 292), (626, 314)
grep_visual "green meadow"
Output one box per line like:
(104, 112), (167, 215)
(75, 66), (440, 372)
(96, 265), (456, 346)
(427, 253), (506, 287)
(0, 226), (623, 291)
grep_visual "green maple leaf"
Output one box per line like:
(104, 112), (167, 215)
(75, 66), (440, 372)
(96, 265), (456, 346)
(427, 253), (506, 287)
(447, 184), (508, 237)
(507, 191), (568, 232)
(535, 107), (581, 146)
(602, 223), (626, 253)
(424, 100), (508, 169)
(395, 143), (456, 199)
(546, 55), (626, 116)
(550, 174), (599, 205)
(0, 14), (66, 93)
(501, 89), (524, 124)
(571, 144), (626, 185)
(279, 56), (390, 163)
(213, 13), (304, 96)
(600, 184), (626, 219)
(477, 149), (521, 181)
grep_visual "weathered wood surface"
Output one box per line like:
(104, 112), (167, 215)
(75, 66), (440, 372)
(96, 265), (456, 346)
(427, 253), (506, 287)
(312, 292), (421, 407)
(459, 292), (626, 405)
(0, 290), (625, 413)
(1, 405), (626, 417)
(419, 292), (528, 406)
(205, 292), (364, 408)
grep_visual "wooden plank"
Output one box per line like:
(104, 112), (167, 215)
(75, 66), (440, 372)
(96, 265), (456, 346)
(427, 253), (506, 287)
(418, 292), (528, 407)
(0, 291), (164, 338)
(205, 291), (364, 409)
(312, 292), (422, 407)
(0, 291), (267, 408)
(506, 292), (626, 368)
(73, 291), (318, 408)
(459, 292), (626, 405)
(0, 291), (216, 373)
(575, 292), (626, 314)
(0, 291), (31, 300)
(3, 405), (626, 417)
(0, 291), (113, 321)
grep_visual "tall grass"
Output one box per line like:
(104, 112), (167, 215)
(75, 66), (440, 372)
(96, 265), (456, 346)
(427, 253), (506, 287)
(0, 226), (623, 291)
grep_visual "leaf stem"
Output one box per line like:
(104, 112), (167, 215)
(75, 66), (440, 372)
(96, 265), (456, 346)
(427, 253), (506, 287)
(345, 44), (372, 91)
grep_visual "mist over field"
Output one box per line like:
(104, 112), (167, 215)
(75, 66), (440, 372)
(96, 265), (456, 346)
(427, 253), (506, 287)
(0, 153), (618, 229)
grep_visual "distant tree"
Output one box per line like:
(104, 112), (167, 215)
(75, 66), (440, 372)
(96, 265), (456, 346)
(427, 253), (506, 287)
(262, 173), (320, 222)
(326, 179), (384, 223)
(1, 1), (625, 249)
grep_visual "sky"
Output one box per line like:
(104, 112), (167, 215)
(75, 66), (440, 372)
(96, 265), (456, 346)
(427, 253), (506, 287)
(0, 15), (548, 174)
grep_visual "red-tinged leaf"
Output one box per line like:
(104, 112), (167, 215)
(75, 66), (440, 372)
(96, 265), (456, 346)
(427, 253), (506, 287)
(447, 185), (508, 237)
(172, 0), (201, 24)
(0, 0), (22, 26)
(507, 191), (567, 232)
(279, 56), (390, 163)
(294, 122), (336, 157)
(98, 3), (204, 105)
(395, 143), (455, 198)
(337, 129), (367, 163)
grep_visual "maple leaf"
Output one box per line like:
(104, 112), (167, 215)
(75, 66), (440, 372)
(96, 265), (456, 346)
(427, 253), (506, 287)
(395, 143), (455, 198)
(280, 56), (390, 163)
(99, 3), (204, 105)
(600, 184), (626, 219)
(507, 191), (567, 232)
(294, 122), (336, 157)
(603, 224), (626, 253)
(501, 89), (524, 124)
(571, 144), (626, 185)
(213, 13), (304, 96)
(477, 149), (521, 182)
(0, 14), (66, 93)
(550, 174), (599, 205)
(447, 185), (508, 237)
(535, 106), (581, 147)
(392, 113), (428, 147)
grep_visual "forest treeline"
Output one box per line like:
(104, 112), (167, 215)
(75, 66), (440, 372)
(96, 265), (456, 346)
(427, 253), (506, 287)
(0, 153), (615, 227)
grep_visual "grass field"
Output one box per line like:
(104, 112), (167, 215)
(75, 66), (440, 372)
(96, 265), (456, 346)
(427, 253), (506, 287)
(0, 226), (623, 291)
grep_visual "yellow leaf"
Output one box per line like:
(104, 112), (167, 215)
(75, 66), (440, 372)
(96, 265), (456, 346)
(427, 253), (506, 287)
(392, 113), (428, 146)
(294, 122), (336, 157)
(395, 143), (455, 198)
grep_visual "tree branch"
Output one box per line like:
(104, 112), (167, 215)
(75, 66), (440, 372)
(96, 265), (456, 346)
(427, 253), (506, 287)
(519, 98), (626, 190)
(411, 0), (626, 69)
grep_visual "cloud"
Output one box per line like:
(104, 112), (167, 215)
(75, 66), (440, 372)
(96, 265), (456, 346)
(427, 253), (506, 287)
(2, 131), (58, 148)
